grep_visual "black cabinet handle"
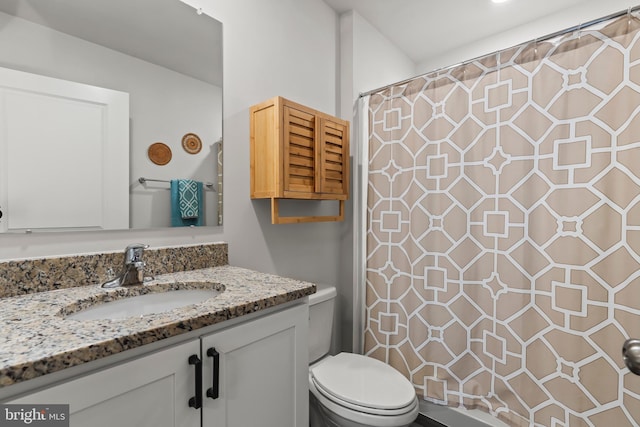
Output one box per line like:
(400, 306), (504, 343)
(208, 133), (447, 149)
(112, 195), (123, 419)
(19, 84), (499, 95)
(188, 354), (203, 409)
(206, 347), (220, 399)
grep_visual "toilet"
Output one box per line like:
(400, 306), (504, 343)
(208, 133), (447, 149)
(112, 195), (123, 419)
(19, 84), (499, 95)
(308, 286), (419, 427)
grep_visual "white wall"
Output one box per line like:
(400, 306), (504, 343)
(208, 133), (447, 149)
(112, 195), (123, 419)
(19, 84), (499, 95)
(0, 0), (344, 299)
(417, 0), (634, 74)
(0, 11), (222, 230)
(0, 0), (345, 314)
(338, 10), (416, 352)
(2, 0), (629, 359)
(332, 0), (638, 355)
(186, 0), (347, 291)
(340, 10), (416, 121)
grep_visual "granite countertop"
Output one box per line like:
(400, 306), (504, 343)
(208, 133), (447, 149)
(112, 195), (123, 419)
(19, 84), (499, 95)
(0, 265), (316, 389)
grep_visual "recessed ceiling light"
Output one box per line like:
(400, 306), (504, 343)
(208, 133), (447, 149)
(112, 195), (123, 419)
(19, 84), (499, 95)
(492, 0), (510, 3)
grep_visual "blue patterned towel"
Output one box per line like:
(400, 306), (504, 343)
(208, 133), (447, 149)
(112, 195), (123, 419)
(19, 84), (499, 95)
(178, 179), (199, 219)
(170, 180), (203, 227)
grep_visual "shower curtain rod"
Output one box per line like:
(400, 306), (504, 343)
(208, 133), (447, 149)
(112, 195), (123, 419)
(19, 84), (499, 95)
(359, 4), (640, 98)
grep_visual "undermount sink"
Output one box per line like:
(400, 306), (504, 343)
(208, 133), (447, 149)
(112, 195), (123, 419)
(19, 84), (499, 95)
(64, 283), (224, 321)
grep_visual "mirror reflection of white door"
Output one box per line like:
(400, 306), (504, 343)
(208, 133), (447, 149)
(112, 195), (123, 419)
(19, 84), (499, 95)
(0, 66), (129, 233)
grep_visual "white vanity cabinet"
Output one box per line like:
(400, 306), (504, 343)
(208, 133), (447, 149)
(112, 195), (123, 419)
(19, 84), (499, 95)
(8, 302), (309, 427)
(10, 339), (201, 427)
(201, 302), (308, 426)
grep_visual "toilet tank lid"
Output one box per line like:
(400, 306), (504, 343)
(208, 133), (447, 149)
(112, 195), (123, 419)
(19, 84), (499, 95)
(309, 285), (337, 305)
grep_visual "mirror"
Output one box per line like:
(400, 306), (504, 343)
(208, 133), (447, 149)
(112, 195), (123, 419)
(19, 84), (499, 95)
(0, 0), (223, 232)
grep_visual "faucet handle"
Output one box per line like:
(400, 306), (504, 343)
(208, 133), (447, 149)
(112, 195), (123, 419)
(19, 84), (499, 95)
(124, 243), (149, 264)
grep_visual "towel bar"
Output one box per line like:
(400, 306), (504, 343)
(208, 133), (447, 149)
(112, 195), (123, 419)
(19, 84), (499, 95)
(138, 177), (215, 189)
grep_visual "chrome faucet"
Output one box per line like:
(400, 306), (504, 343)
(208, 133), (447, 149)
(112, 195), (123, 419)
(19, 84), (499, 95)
(101, 244), (149, 288)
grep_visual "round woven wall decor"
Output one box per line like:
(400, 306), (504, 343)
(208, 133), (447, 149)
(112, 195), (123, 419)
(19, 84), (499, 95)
(182, 133), (202, 154)
(148, 142), (172, 165)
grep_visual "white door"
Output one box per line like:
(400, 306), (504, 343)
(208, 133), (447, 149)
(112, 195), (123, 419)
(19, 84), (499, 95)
(0, 66), (129, 232)
(10, 340), (201, 427)
(201, 304), (309, 427)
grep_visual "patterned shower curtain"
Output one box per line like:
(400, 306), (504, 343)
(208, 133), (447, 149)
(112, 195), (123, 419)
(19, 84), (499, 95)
(365, 14), (640, 427)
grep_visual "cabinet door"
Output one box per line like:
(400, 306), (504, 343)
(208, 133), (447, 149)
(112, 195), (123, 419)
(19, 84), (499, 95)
(317, 116), (349, 197)
(201, 303), (309, 427)
(10, 340), (201, 427)
(283, 105), (316, 195)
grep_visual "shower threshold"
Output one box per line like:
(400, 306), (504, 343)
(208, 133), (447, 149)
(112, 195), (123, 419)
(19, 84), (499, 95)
(419, 401), (510, 427)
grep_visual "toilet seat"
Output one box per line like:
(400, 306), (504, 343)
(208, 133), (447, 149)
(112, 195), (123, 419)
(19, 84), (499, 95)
(310, 353), (418, 416)
(311, 376), (418, 417)
(310, 378), (419, 427)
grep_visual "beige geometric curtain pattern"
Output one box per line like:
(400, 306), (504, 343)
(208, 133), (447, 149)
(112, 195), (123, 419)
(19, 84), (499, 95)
(365, 15), (640, 427)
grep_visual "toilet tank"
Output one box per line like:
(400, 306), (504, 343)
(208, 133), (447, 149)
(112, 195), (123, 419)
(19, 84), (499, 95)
(308, 285), (337, 364)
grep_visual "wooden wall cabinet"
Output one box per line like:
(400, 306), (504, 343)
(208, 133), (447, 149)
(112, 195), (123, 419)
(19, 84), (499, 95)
(250, 96), (350, 224)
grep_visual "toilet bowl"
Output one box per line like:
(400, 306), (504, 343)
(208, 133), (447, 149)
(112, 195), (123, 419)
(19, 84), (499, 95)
(308, 286), (419, 427)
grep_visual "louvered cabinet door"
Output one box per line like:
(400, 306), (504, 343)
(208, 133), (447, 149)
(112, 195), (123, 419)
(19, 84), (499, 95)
(316, 117), (349, 198)
(283, 105), (316, 195)
(250, 96), (350, 223)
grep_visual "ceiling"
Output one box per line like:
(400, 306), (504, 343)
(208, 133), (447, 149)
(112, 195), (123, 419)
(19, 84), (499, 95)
(0, 0), (611, 87)
(322, 0), (594, 65)
(0, 0), (223, 86)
